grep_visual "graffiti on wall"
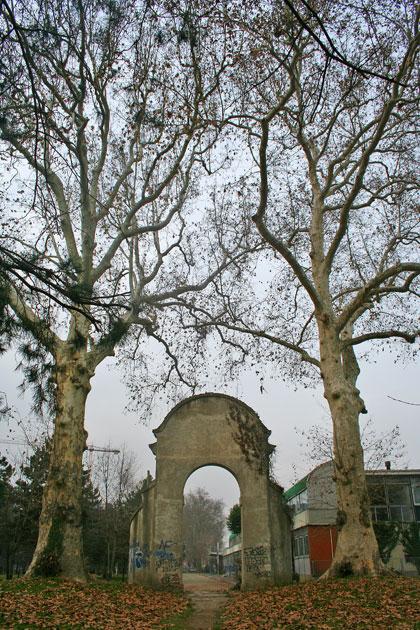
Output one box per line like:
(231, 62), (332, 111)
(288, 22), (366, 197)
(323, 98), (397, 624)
(243, 545), (270, 577)
(129, 541), (150, 570)
(131, 540), (271, 580)
(130, 539), (179, 573)
(155, 539), (179, 572)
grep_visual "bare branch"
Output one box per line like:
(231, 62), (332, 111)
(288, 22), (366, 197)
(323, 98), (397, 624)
(337, 264), (420, 331)
(344, 329), (418, 347)
(324, 31), (420, 273)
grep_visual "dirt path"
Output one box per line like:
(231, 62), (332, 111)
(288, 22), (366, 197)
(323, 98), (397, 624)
(182, 573), (235, 629)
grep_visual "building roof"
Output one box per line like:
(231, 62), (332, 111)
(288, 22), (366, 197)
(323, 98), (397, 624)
(366, 469), (420, 477)
(283, 476), (308, 501)
(284, 461), (334, 501)
(284, 462), (420, 500)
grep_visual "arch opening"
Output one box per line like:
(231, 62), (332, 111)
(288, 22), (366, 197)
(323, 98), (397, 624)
(184, 463), (241, 497)
(182, 466), (241, 585)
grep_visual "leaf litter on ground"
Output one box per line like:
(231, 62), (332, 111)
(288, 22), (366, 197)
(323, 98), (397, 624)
(0, 577), (188, 629)
(0, 575), (419, 629)
(220, 576), (420, 629)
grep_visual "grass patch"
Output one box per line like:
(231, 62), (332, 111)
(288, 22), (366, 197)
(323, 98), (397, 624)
(155, 602), (193, 628)
(0, 577), (64, 594)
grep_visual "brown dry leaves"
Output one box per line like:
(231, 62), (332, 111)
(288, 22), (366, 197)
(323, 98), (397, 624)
(0, 579), (188, 629)
(220, 576), (420, 629)
(1, 575), (419, 629)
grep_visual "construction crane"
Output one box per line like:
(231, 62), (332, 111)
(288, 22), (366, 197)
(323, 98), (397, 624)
(0, 439), (120, 470)
(86, 444), (120, 469)
(0, 439), (28, 447)
(0, 391), (12, 415)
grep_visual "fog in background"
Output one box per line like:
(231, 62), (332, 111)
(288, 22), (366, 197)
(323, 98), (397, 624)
(1, 346), (418, 512)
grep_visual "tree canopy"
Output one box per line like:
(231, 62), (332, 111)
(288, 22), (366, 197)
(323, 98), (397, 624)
(0, 0), (418, 579)
(0, 0), (250, 578)
(181, 0), (419, 575)
(183, 488), (225, 571)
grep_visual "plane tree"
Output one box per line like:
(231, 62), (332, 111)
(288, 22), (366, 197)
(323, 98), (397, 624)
(0, 0), (251, 580)
(185, 1), (420, 576)
(183, 488), (225, 571)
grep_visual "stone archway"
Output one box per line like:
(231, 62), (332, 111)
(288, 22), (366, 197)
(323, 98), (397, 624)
(129, 393), (292, 589)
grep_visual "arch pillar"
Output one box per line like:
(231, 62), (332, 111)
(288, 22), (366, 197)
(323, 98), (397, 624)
(129, 394), (292, 589)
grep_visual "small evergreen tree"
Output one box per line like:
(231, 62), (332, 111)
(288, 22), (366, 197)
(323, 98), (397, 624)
(0, 456), (13, 503)
(401, 523), (420, 575)
(0, 456), (16, 577)
(81, 469), (103, 575)
(0, 439), (105, 577)
(373, 522), (401, 565)
(226, 504), (241, 536)
(14, 440), (51, 565)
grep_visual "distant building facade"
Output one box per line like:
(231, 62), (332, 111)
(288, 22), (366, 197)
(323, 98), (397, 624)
(284, 461), (420, 578)
(222, 533), (242, 578)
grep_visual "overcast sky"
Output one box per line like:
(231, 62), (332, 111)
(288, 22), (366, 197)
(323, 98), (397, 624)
(1, 344), (418, 512)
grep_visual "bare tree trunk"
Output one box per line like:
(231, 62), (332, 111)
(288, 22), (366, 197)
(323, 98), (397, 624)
(106, 540), (111, 579)
(26, 346), (92, 581)
(111, 529), (116, 577)
(318, 320), (384, 576)
(6, 542), (12, 580)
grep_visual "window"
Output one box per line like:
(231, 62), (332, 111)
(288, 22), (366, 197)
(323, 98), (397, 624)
(389, 506), (414, 522)
(387, 484), (410, 505)
(368, 478), (417, 523)
(412, 484), (420, 505)
(371, 506), (389, 522)
(293, 533), (309, 557)
(299, 489), (308, 511)
(287, 489), (308, 514)
(368, 483), (386, 505)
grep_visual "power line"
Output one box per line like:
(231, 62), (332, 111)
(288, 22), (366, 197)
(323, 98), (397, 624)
(387, 395), (420, 406)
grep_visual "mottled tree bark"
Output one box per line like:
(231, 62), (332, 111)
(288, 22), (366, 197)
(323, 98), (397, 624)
(26, 343), (93, 581)
(317, 318), (384, 576)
